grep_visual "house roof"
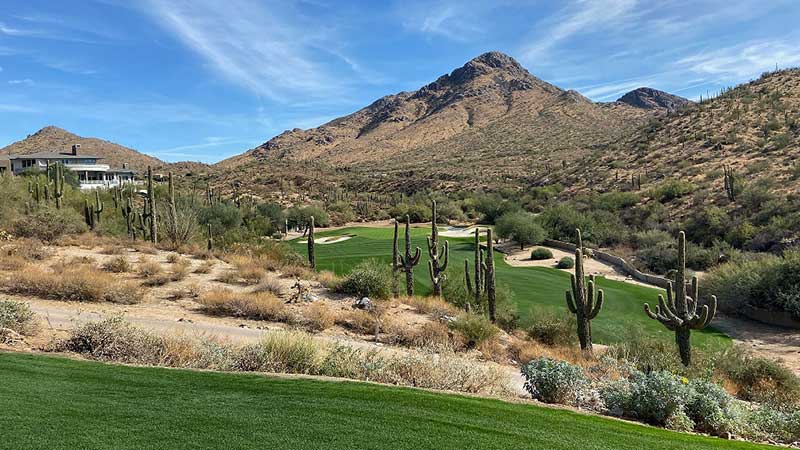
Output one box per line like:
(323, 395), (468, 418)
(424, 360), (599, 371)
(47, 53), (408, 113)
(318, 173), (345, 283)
(7, 152), (103, 160)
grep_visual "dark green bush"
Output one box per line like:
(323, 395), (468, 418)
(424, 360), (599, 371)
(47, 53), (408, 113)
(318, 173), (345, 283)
(12, 207), (87, 242)
(651, 180), (695, 203)
(530, 247), (553, 260)
(337, 259), (393, 300)
(524, 310), (575, 346)
(495, 211), (545, 249)
(448, 314), (499, 348)
(556, 257), (574, 269)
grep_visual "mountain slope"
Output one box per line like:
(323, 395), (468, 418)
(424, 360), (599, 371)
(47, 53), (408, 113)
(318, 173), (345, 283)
(617, 87), (691, 112)
(217, 52), (653, 192)
(1, 126), (164, 172)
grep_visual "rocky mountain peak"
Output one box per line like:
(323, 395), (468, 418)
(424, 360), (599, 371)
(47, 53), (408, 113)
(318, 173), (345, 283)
(617, 87), (691, 112)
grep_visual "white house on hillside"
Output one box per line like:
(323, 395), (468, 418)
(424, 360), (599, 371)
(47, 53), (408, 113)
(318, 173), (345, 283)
(1, 144), (135, 190)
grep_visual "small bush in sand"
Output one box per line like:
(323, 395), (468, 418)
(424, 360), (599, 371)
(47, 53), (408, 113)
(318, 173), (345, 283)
(304, 302), (337, 331)
(557, 257), (575, 269)
(401, 296), (459, 319)
(6, 266), (143, 304)
(336, 309), (381, 335)
(196, 289), (292, 322)
(449, 314), (499, 348)
(12, 207), (87, 242)
(194, 260), (214, 274)
(51, 316), (165, 364)
(530, 248), (554, 260)
(215, 270), (241, 284)
(337, 259), (393, 299)
(137, 259), (164, 278)
(230, 331), (322, 374)
(226, 255), (268, 285)
(102, 256), (132, 273)
(252, 277), (285, 297)
(524, 310), (576, 347)
(279, 264), (312, 280)
(0, 300), (38, 335)
(100, 245), (125, 255)
(386, 320), (458, 351)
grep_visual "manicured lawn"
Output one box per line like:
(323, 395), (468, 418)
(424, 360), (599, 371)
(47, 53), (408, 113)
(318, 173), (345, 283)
(295, 226), (729, 347)
(0, 352), (770, 450)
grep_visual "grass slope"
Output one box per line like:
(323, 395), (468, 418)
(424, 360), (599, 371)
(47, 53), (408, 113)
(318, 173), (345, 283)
(295, 226), (729, 347)
(0, 352), (770, 450)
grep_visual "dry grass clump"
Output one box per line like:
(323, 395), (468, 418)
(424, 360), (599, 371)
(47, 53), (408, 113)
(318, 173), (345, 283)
(194, 260), (214, 274)
(316, 271), (341, 290)
(50, 317), (513, 397)
(5, 266), (143, 304)
(303, 302), (338, 331)
(0, 239), (51, 270)
(215, 270), (241, 284)
(279, 264), (312, 280)
(226, 255), (268, 285)
(252, 276), (285, 297)
(196, 289), (292, 322)
(386, 320), (459, 351)
(401, 296), (459, 319)
(336, 309), (381, 335)
(102, 256), (132, 273)
(99, 245), (124, 255)
(167, 283), (201, 301)
(137, 259), (164, 278)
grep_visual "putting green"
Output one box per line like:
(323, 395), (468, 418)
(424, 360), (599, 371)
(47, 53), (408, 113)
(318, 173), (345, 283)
(294, 226), (730, 348)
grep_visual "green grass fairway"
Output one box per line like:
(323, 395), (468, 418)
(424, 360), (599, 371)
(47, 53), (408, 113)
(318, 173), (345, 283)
(294, 226), (729, 347)
(0, 352), (769, 450)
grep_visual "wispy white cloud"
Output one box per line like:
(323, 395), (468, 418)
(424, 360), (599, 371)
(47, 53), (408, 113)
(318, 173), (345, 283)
(676, 39), (800, 81)
(521, 0), (639, 62)
(138, 0), (359, 101)
(8, 78), (35, 86)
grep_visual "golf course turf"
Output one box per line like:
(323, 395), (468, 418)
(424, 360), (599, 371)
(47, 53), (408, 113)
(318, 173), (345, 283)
(0, 352), (771, 450)
(293, 226), (729, 347)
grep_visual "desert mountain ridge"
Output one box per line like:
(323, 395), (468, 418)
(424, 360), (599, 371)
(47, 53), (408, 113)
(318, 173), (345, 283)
(616, 87), (691, 112)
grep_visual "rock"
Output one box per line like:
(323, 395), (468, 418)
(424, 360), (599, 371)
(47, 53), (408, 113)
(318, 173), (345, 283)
(440, 314), (458, 324)
(0, 328), (23, 345)
(353, 297), (373, 311)
(303, 293), (319, 303)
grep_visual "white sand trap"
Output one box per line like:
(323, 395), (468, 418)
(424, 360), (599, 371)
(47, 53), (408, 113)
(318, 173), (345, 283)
(315, 235), (354, 244)
(438, 226), (487, 237)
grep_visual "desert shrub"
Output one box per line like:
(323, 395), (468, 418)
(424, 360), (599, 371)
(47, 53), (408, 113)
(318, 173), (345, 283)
(402, 295), (459, 319)
(304, 302), (337, 331)
(621, 371), (693, 426)
(6, 266), (142, 304)
(137, 259), (163, 278)
(495, 211), (546, 249)
(315, 270), (341, 290)
(198, 202), (242, 239)
(524, 310), (575, 346)
(337, 259), (392, 299)
(556, 256), (574, 269)
(336, 309), (380, 335)
(196, 290), (292, 322)
(651, 179), (695, 203)
(686, 379), (740, 435)
(441, 278), (517, 330)
(448, 313), (498, 348)
(12, 207), (87, 242)
(530, 247), (553, 260)
(53, 316), (165, 364)
(705, 250), (800, 318)
(715, 346), (800, 408)
(159, 201), (198, 249)
(591, 191), (640, 211)
(229, 331), (322, 374)
(102, 256), (131, 273)
(226, 255), (268, 285)
(252, 276), (285, 297)
(521, 357), (586, 405)
(538, 204), (625, 246)
(742, 407), (800, 443)
(0, 300), (38, 335)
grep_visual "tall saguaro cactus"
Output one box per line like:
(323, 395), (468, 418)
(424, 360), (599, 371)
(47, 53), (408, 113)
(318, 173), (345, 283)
(168, 171), (179, 241)
(464, 228), (485, 312)
(426, 200), (449, 296)
(307, 216), (315, 269)
(723, 165), (737, 201)
(644, 231), (717, 366)
(399, 215), (421, 296)
(146, 166), (157, 244)
(392, 220), (401, 297)
(566, 230), (604, 353)
(53, 164), (65, 209)
(93, 190), (104, 224)
(485, 228), (496, 323)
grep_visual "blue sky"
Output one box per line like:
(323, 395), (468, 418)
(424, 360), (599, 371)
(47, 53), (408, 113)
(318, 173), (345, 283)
(1, 0), (799, 163)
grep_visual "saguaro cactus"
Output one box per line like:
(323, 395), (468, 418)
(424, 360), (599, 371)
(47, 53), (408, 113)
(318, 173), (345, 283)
(723, 165), (737, 201)
(146, 166), (157, 244)
(207, 223), (213, 251)
(392, 220), (400, 297)
(566, 230), (604, 353)
(307, 216), (315, 269)
(399, 215), (421, 296)
(426, 200), (449, 296)
(644, 231), (717, 366)
(53, 164), (65, 209)
(93, 190), (104, 224)
(485, 228), (496, 323)
(464, 228), (485, 311)
(83, 198), (95, 230)
(168, 171), (179, 241)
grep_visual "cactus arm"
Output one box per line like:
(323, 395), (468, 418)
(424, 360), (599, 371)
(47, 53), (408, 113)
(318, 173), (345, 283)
(464, 259), (473, 295)
(439, 240), (449, 271)
(410, 247), (421, 265)
(566, 290), (577, 314)
(589, 289), (604, 319)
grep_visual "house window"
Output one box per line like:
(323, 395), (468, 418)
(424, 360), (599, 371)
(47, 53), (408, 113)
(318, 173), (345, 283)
(21, 159), (35, 169)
